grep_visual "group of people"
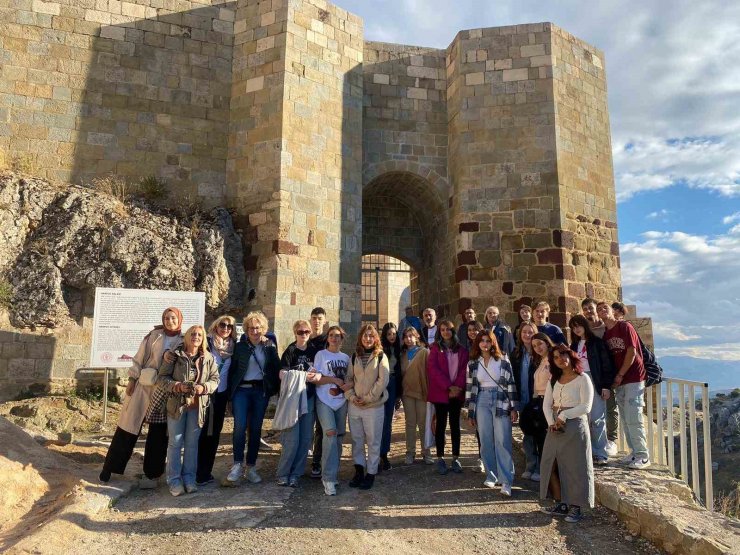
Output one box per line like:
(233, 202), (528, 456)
(98, 298), (651, 524)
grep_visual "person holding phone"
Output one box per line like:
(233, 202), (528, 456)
(313, 325), (352, 495)
(158, 325), (220, 496)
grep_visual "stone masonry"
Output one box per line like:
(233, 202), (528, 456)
(1, 0), (621, 373)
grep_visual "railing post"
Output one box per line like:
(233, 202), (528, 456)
(688, 385), (700, 500)
(666, 382), (675, 475)
(656, 381), (665, 465)
(701, 384), (714, 512)
(678, 383), (688, 484)
(646, 387), (654, 463)
(103, 367), (109, 426)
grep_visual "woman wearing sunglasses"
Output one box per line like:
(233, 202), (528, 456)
(275, 320), (322, 487)
(539, 344), (594, 524)
(196, 315), (237, 485)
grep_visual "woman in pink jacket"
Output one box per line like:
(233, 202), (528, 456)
(427, 319), (470, 475)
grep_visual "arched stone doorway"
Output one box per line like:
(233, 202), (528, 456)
(362, 170), (452, 317)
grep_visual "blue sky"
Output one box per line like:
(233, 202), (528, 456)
(339, 0), (740, 366)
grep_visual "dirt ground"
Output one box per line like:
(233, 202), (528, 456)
(6, 404), (663, 555)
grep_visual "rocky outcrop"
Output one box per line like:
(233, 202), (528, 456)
(710, 391), (740, 454)
(0, 171), (245, 328)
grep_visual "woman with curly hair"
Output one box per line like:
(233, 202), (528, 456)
(539, 344), (594, 523)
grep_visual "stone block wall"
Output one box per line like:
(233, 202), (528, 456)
(552, 26), (621, 316)
(447, 24), (564, 324)
(0, 319), (93, 402)
(361, 42), (453, 313)
(0, 0), (235, 204)
(230, 0), (364, 343)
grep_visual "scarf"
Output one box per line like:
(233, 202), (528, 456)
(210, 334), (235, 360)
(162, 306), (183, 337)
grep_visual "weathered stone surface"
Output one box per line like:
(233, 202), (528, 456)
(0, 171), (245, 328)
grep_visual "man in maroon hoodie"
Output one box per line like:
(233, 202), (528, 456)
(597, 302), (650, 470)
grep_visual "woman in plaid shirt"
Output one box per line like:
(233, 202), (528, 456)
(465, 330), (519, 497)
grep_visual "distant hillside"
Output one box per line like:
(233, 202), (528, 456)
(658, 356), (740, 391)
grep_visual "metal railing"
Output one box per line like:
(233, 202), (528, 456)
(619, 377), (713, 511)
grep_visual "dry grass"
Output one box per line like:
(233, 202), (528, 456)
(715, 483), (739, 519)
(0, 150), (40, 175)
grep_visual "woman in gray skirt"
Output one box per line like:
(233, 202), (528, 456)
(539, 343), (594, 523)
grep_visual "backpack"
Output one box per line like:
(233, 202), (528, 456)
(637, 335), (663, 387)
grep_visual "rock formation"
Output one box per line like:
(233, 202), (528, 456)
(0, 171), (245, 328)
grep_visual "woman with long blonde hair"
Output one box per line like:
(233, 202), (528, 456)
(158, 324), (220, 496)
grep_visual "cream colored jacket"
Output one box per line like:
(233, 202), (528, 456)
(345, 351), (389, 409)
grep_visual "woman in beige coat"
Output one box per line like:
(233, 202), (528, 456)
(400, 327), (431, 465)
(346, 324), (389, 491)
(158, 324), (219, 496)
(99, 307), (183, 485)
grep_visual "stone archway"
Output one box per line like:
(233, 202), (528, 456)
(362, 169), (452, 315)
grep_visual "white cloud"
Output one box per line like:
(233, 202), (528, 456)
(646, 209), (670, 220)
(723, 212), (740, 225)
(656, 344), (740, 362)
(614, 136), (740, 201)
(622, 226), (740, 359)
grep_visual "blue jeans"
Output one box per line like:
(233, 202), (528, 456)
(232, 386), (269, 466)
(167, 410), (202, 487)
(315, 399), (347, 483)
(522, 434), (539, 474)
(380, 377), (397, 456)
(588, 385), (608, 460)
(615, 381), (649, 460)
(475, 389), (514, 486)
(276, 396), (315, 481)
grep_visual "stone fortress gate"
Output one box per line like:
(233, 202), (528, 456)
(0, 0), (621, 344)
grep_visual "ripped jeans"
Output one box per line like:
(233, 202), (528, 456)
(315, 399), (347, 483)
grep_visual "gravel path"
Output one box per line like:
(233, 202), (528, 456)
(65, 413), (662, 554)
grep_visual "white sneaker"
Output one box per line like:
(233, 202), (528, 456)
(404, 454), (414, 465)
(483, 479), (497, 489)
(184, 483), (198, 493)
(606, 441), (618, 457)
(500, 484), (512, 497)
(226, 463), (243, 483)
(423, 452), (435, 465)
(477, 458), (485, 473)
(521, 471), (532, 480)
(618, 454), (636, 465)
(531, 472), (541, 482)
(323, 480), (336, 496)
(245, 466), (262, 484)
(628, 458), (651, 470)
(169, 483), (185, 497)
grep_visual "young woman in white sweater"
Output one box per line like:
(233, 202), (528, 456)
(539, 343), (594, 524)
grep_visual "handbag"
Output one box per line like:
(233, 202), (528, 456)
(519, 397), (548, 436)
(139, 367), (158, 386)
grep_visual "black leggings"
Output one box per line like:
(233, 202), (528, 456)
(433, 398), (463, 458)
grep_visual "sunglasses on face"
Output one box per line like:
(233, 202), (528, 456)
(218, 322), (233, 329)
(296, 330), (311, 335)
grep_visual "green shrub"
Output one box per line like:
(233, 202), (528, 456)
(0, 278), (12, 309)
(137, 175), (167, 202)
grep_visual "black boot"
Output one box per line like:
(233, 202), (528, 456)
(349, 464), (365, 487)
(99, 468), (111, 482)
(380, 455), (392, 471)
(359, 473), (375, 490)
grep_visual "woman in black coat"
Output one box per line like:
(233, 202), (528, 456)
(568, 314), (616, 465)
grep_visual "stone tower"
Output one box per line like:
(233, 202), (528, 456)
(0, 0), (621, 343)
